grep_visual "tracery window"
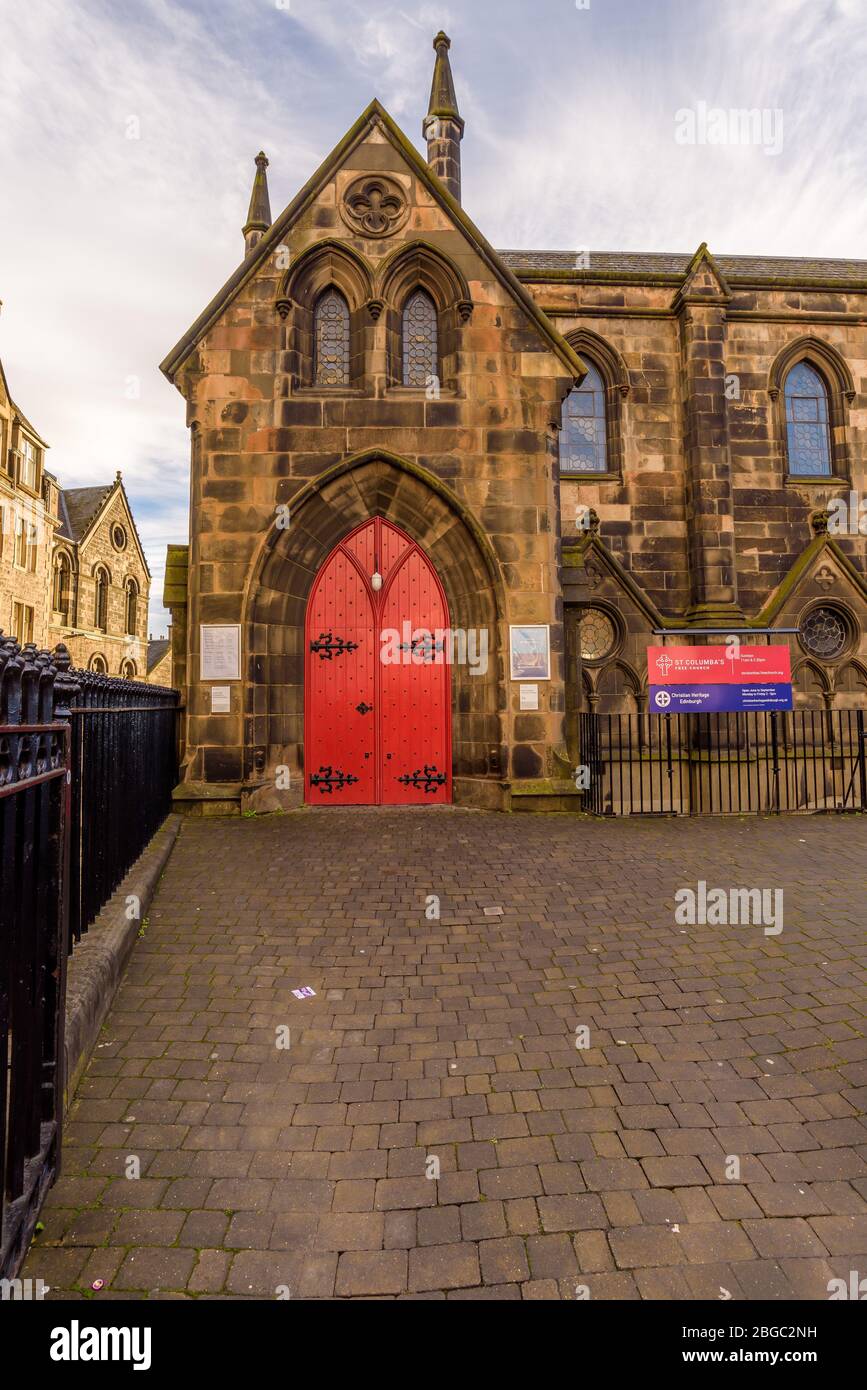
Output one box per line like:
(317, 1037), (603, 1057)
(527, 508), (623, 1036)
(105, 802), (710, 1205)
(578, 607), (617, 663)
(800, 606), (849, 660)
(402, 289), (438, 387)
(560, 363), (609, 473)
(784, 362), (832, 476)
(314, 288), (350, 386)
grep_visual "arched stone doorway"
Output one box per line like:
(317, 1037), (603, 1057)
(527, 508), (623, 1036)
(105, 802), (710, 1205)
(243, 450), (505, 807)
(305, 517), (451, 805)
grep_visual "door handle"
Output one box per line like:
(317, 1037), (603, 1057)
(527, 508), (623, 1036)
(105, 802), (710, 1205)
(355, 702), (373, 715)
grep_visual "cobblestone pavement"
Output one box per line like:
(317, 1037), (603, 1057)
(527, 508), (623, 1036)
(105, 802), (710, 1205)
(24, 809), (867, 1300)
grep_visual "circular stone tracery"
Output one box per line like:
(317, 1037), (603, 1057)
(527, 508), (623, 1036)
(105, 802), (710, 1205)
(578, 607), (617, 662)
(340, 176), (410, 238)
(800, 606), (849, 660)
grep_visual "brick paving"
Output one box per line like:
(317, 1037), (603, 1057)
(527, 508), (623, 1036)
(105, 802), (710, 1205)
(23, 808), (867, 1300)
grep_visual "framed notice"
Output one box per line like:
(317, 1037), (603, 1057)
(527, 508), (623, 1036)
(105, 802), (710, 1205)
(519, 683), (539, 710)
(509, 625), (551, 681)
(210, 686), (231, 713)
(200, 624), (241, 681)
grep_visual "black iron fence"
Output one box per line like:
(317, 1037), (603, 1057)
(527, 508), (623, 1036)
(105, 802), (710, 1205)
(579, 709), (867, 816)
(0, 637), (178, 1278)
(68, 662), (179, 946)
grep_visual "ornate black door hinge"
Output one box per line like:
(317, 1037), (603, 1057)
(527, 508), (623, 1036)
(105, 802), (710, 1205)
(397, 764), (447, 794)
(310, 766), (359, 794)
(397, 635), (444, 662)
(355, 702), (373, 715)
(310, 631), (360, 659)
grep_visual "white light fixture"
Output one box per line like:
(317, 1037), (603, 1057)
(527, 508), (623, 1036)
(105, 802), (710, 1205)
(371, 572), (383, 591)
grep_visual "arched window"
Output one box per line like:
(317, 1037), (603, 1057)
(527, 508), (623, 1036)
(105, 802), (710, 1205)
(784, 362), (832, 476)
(125, 577), (138, 636)
(402, 289), (438, 387)
(53, 551), (72, 621)
(88, 653), (107, 674)
(120, 659), (137, 678)
(94, 566), (109, 632)
(560, 363), (609, 473)
(314, 288), (350, 386)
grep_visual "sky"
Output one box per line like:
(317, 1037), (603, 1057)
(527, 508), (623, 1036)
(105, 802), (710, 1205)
(1, 0), (865, 636)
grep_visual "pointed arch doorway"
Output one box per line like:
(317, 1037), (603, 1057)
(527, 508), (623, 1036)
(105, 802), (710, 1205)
(304, 517), (452, 805)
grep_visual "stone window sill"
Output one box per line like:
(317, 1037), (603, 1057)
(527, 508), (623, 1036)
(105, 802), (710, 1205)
(559, 471), (622, 483)
(384, 385), (458, 399)
(292, 386), (366, 398)
(784, 474), (849, 486)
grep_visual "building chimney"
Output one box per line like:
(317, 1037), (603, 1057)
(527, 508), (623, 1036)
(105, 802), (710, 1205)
(422, 32), (464, 203)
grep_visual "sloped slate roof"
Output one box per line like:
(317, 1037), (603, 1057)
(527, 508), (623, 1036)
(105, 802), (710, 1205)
(147, 637), (171, 673)
(498, 250), (867, 284)
(57, 484), (114, 542)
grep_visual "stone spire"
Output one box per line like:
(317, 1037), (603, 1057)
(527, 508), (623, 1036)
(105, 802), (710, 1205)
(242, 151), (272, 254)
(422, 32), (464, 203)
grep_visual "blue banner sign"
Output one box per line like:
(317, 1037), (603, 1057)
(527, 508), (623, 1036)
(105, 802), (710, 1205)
(649, 683), (794, 713)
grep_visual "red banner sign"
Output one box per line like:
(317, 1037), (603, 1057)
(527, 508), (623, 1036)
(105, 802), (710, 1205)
(647, 645), (792, 686)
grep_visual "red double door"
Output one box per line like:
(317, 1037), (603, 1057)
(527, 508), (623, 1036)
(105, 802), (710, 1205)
(305, 518), (451, 805)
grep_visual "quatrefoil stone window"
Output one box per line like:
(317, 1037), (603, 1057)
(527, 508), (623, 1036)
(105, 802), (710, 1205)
(340, 176), (410, 238)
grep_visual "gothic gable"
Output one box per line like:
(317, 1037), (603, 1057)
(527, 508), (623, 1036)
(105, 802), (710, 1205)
(160, 101), (585, 388)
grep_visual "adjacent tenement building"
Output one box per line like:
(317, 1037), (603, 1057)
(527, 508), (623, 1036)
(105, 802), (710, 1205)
(1, 357), (152, 677)
(160, 33), (867, 812)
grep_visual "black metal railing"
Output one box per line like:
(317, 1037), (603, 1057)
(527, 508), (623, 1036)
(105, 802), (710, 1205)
(579, 709), (867, 816)
(67, 663), (179, 946)
(0, 640), (71, 1278)
(0, 636), (179, 1277)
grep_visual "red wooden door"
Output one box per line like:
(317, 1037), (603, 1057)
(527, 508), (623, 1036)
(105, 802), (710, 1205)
(305, 545), (376, 803)
(305, 519), (451, 805)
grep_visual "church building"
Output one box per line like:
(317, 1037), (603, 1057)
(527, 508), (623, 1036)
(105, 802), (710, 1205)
(161, 33), (867, 814)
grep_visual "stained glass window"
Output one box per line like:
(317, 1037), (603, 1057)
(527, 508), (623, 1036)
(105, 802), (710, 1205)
(801, 607), (848, 659)
(402, 290), (438, 387)
(578, 607), (616, 662)
(560, 364), (609, 473)
(785, 362), (832, 475)
(314, 288), (350, 386)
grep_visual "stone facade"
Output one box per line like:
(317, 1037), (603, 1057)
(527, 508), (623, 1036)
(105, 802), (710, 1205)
(161, 34), (867, 813)
(49, 478), (150, 678)
(0, 356), (152, 677)
(0, 359), (56, 646)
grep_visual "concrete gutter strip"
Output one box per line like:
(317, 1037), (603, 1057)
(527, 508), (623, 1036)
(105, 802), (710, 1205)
(63, 814), (182, 1109)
